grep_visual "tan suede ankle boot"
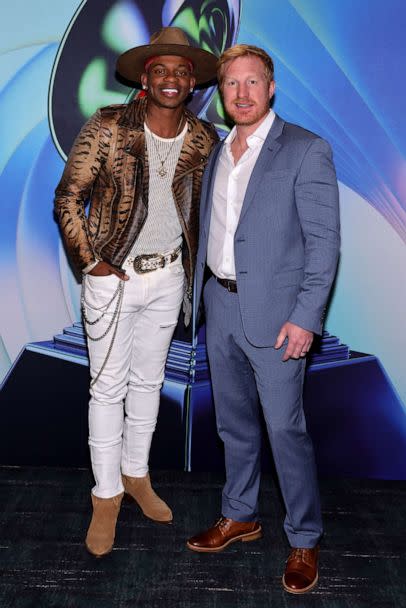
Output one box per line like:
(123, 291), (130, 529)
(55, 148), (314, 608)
(85, 492), (124, 557)
(122, 473), (173, 523)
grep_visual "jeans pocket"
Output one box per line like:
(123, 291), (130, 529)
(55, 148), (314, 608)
(168, 261), (184, 277)
(83, 273), (120, 310)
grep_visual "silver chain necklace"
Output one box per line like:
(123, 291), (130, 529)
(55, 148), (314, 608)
(145, 116), (184, 178)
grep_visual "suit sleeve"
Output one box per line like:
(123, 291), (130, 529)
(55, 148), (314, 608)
(54, 109), (104, 272)
(288, 137), (340, 334)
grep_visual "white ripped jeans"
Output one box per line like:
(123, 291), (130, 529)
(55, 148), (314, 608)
(83, 256), (184, 498)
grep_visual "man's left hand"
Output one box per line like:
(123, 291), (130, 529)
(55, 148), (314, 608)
(274, 322), (313, 362)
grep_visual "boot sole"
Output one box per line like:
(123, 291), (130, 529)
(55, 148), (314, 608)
(282, 573), (319, 594)
(186, 527), (262, 553)
(85, 541), (113, 558)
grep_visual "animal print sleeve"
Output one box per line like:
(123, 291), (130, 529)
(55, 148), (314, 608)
(54, 109), (104, 272)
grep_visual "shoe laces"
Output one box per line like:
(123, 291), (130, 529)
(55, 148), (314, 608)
(288, 548), (314, 566)
(291, 548), (305, 560)
(215, 517), (230, 533)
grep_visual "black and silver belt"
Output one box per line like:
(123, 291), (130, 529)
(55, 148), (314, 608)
(127, 245), (182, 274)
(214, 275), (238, 293)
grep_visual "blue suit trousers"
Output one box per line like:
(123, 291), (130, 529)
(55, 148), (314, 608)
(204, 276), (323, 548)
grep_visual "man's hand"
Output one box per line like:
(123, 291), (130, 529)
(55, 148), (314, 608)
(88, 261), (129, 281)
(274, 322), (313, 362)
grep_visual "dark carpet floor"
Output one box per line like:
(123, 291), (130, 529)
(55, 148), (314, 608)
(0, 467), (405, 607)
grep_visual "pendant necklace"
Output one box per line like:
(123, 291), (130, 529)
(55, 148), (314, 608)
(146, 116), (184, 178)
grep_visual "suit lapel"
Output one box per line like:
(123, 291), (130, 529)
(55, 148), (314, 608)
(238, 115), (285, 224)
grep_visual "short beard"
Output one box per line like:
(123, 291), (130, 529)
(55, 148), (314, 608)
(226, 103), (270, 128)
(233, 116), (263, 126)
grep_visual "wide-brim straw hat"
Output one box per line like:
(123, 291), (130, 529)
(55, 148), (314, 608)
(116, 27), (218, 85)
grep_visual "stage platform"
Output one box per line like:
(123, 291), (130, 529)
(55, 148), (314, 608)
(1, 324), (406, 479)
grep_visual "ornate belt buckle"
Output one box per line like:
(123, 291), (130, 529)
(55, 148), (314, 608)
(133, 253), (158, 274)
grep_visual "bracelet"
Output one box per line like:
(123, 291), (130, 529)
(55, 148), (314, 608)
(82, 260), (100, 274)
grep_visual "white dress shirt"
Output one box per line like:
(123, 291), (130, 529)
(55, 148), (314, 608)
(207, 109), (275, 279)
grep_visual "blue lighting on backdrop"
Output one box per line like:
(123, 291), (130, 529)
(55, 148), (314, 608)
(0, 0), (405, 413)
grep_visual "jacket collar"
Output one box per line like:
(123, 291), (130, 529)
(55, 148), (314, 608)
(118, 96), (148, 131)
(262, 113), (285, 151)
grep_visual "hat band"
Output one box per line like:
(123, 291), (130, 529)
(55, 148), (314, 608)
(144, 55), (194, 73)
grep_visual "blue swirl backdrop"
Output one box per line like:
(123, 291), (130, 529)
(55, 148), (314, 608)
(1, 1), (405, 445)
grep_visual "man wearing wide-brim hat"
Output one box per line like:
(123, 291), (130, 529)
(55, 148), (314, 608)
(54, 27), (218, 557)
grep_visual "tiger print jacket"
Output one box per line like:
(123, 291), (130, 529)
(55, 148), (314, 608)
(54, 96), (218, 305)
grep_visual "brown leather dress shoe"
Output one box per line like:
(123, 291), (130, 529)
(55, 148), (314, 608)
(187, 516), (262, 552)
(282, 546), (319, 594)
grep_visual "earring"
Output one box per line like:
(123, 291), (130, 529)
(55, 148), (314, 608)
(142, 85), (148, 90)
(189, 88), (193, 93)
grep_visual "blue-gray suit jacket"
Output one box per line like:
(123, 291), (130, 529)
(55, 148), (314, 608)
(194, 114), (340, 347)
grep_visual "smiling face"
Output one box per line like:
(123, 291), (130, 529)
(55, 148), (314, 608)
(141, 55), (196, 110)
(221, 55), (275, 130)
